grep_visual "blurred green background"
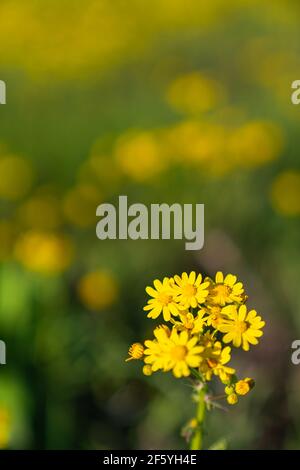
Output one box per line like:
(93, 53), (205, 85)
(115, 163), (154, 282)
(0, 0), (300, 450)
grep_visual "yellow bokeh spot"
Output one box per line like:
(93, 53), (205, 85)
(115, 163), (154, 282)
(229, 121), (283, 168)
(115, 131), (167, 182)
(78, 153), (121, 195)
(14, 231), (74, 275)
(270, 170), (300, 216)
(63, 184), (102, 228)
(18, 194), (62, 230)
(77, 270), (118, 311)
(142, 365), (153, 376)
(166, 72), (226, 115)
(0, 407), (10, 449)
(0, 155), (34, 200)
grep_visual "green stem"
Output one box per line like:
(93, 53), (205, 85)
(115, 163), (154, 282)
(190, 387), (206, 450)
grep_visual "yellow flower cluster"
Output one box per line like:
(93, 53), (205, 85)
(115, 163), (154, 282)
(126, 271), (265, 405)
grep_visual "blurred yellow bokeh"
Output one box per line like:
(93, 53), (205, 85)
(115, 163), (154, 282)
(270, 170), (300, 216)
(166, 72), (226, 115)
(0, 155), (34, 201)
(229, 121), (283, 168)
(14, 231), (74, 275)
(63, 184), (102, 228)
(18, 193), (62, 230)
(0, 407), (10, 449)
(77, 270), (118, 311)
(115, 131), (167, 182)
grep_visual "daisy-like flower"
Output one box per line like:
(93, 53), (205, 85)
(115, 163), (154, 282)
(144, 329), (204, 378)
(171, 310), (208, 334)
(143, 277), (179, 322)
(206, 271), (245, 307)
(198, 339), (235, 382)
(205, 305), (231, 330)
(218, 304), (265, 351)
(173, 271), (209, 309)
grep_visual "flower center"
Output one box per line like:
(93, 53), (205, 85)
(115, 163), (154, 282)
(171, 345), (187, 361)
(214, 284), (231, 298)
(210, 305), (222, 315)
(183, 283), (197, 297)
(157, 292), (172, 306)
(236, 321), (247, 333)
(207, 358), (218, 368)
(182, 313), (194, 329)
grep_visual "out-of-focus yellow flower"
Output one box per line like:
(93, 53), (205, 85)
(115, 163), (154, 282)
(270, 170), (300, 216)
(0, 219), (15, 261)
(14, 231), (74, 275)
(18, 194), (62, 230)
(77, 270), (118, 311)
(166, 72), (226, 115)
(229, 121), (283, 168)
(63, 184), (102, 228)
(115, 131), (167, 182)
(164, 121), (226, 167)
(0, 155), (34, 200)
(0, 407), (11, 449)
(78, 153), (121, 195)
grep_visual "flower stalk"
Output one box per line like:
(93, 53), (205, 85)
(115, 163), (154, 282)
(190, 385), (206, 450)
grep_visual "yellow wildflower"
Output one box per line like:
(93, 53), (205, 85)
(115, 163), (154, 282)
(199, 340), (235, 383)
(143, 277), (179, 322)
(144, 329), (204, 378)
(126, 343), (144, 362)
(206, 271), (245, 307)
(205, 305), (231, 329)
(142, 365), (153, 376)
(218, 305), (265, 351)
(173, 271), (209, 309)
(225, 385), (235, 395)
(235, 378), (255, 396)
(227, 393), (238, 405)
(172, 310), (208, 334)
